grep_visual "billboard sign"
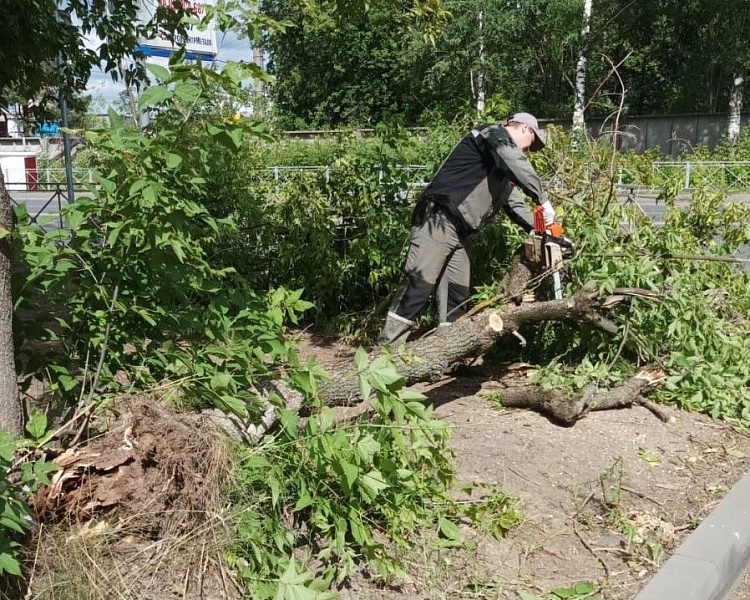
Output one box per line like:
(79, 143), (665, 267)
(137, 0), (218, 61)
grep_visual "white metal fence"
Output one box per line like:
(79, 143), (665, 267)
(8, 160), (750, 195)
(618, 161), (750, 191)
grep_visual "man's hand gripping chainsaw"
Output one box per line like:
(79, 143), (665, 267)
(523, 205), (575, 300)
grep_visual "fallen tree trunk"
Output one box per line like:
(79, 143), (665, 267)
(204, 250), (663, 442)
(319, 283), (625, 406)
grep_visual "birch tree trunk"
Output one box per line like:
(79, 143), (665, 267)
(728, 67), (745, 145)
(572, 0), (593, 131)
(0, 169), (23, 437)
(475, 0), (486, 114)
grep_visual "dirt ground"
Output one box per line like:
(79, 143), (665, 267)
(299, 335), (750, 600)
(23, 334), (750, 600)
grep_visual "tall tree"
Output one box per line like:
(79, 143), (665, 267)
(729, 68), (745, 144)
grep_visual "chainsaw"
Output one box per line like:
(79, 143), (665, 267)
(523, 206), (574, 300)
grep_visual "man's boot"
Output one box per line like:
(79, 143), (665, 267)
(378, 313), (414, 348)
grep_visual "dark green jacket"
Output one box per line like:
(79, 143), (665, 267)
(421, 124), (548, 237)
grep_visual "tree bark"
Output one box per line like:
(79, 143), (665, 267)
(728, 67), (744, 145)
(481, 363), (667, 425)
(0, 169), (23, 437)
(475, 0), (486, 114)
(319, 284), (620, 406)
(572, 0), (593, 132)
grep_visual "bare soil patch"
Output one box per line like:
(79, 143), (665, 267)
(297, 333), (750, 599)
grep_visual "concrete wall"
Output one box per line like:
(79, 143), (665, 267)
(0, 152), (38, 191)
(544, 113), (750, 157)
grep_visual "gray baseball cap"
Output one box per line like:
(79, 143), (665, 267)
(509, 112), (546, 152)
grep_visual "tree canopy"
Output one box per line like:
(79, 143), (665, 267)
(262, 0), (750, 128)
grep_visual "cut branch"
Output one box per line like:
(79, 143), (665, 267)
(483, 364), (667, 425)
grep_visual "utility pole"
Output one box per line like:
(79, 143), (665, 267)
(56, 51), (75, 203)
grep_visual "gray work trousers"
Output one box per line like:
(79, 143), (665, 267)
(378, 202), (471, 346)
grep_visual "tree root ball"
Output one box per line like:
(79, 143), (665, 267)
(34, 401), (230, 538)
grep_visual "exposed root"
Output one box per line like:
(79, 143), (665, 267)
(35, 400), (230, 538)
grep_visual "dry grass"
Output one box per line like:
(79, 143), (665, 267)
(18, 399), (242, 600)
(23, 509), (241, 600)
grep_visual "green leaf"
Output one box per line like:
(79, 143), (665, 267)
(145, 62), (171, 82)
(274, 556), (318, 600)
(438, 516), (460, 541)
(138, 86), (173, 109)
(107, 107), (123, 128)
(25, 411), (47, 439)
(269, 474), (281, 508)
(0, 517), (25, 536)
(0, 552), (21, 577)
(0, 432), (15, 462)
(573, 581), (595, 595)
(356, 435), (380, 464)
(637, 447), (660, 465)
(354, 346), (368, 371)
(360, 469), (389, 499)
(339, 460), (359, 491)
(165, 153), (183, 169)
(229, 127), (244, 149)
(210, 372), (233, 391)
(218, 395), (247, 418)
(356, 372), (371, 402)
(278, 409), (299, 439)
(293, 490), (313, 512)
(173, 82), (201, 104)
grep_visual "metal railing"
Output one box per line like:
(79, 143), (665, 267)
(7, 160), (749, 197)
(618, 161), (750, 191)
(4, 182), (85, 232)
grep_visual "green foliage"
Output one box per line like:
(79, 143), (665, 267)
(519, 129), (750, 426)
(0, 417), (59, 578)
(149, 289), (312, 417)
(518, 581), (600, 600)
(12, 57), (308, 420)
(226, 350), (521, 596)
(199, 116), (462, 334)
(262, 0), (750, 126)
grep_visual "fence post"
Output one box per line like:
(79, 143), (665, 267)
(684, 162), (691, 190)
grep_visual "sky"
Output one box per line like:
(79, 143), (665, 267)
(85, 28), (254, 110)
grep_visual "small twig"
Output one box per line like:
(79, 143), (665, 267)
(23, 522), (44, 600)
(573, 520), (611, 580)
(511, 330), (527, 347)
(508, 465), (544, 488)
(574, 490), (597, 517)
(620, 485), (665, 507)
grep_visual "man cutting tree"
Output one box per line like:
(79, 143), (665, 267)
(379, 112), (560, 347)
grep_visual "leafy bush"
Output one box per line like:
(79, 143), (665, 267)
(226, 349), (522, 597)
(0, 413), (59, 577)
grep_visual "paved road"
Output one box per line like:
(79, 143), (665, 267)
(618, 188), (750, 266)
